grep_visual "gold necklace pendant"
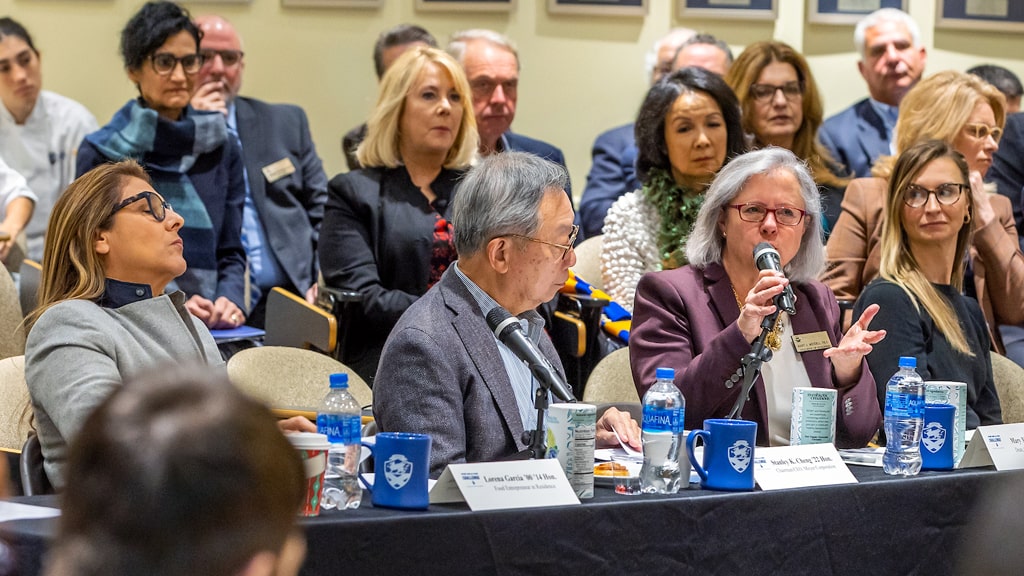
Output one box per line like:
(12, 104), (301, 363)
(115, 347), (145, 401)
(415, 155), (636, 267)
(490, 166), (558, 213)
(732, 284), (783, 352)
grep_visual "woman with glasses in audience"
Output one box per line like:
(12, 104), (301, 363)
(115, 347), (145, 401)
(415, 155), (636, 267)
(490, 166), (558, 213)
(630, 148), (884, 448)
(24, 160), (222, 489)
(726, 41), (849, 239)
(77, 1), (247, 330)
(825, 70), (1024, 352)
(319, 46), (477, 383)
(601, 67), (746, 312)
(0, 17), (97, 263)
(853, 140), (1002, 429)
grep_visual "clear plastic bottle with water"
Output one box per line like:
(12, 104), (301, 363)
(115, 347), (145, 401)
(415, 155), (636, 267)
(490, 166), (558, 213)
(640, 367), (686, 494)
(316, 373), (363, 509)
(883, 356), (925, 476)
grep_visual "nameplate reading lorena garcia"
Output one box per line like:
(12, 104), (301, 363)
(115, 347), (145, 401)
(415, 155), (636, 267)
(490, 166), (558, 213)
(753, 444), (857, 491)
(792, 331), (831, 353)
(430, 460), (580, 511)
(261, 157), (297, 184)
(958, 423), (1024, 470)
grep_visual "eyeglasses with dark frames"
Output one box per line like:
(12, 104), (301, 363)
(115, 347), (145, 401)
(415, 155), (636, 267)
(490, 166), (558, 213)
(111, 191), (173, 222)
(963, 123), (1003, 142)
(150, 52), (203, 75)
(199, 49), (244, 68)
(749, 80), (804, 103)
(507, 224), (579, 260)
(902, 183), (967, 208)
(728, 203), (806, 226)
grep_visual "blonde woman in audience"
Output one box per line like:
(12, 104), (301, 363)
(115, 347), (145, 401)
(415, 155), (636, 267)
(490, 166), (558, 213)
(824, 70), (1024, 351)
(853, 140), (1001, 429)
(726, 41), (849, 238)
(601, 67), (746, 311)
(0, 17), (97, 262)
(319, 46), (477, 383)
(25, 160), (222, 489)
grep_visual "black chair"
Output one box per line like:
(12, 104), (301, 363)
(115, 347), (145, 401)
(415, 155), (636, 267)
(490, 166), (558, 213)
(19, 433), (53, 496)
(548, 293), (611, 399)
(316, 286), (365, 364)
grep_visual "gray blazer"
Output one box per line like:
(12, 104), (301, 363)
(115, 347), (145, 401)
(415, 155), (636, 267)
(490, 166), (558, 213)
(373, 267), (565, 477)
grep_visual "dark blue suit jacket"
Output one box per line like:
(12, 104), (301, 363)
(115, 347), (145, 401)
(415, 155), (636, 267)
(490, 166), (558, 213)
(989, 112), (1024, 242)
(503, 131), (573, 204)
(578, 123), (641, 239)
(819, 98), (890, 179)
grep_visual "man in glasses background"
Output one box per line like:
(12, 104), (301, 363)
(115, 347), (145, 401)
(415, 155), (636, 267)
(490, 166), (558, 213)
(191, 14), (327, 326)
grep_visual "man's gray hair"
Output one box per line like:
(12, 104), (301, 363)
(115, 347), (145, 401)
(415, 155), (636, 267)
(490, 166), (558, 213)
(645, 27), (696, 81)
(452, 152), (569, 256)
(854, 8), (922, 59)
(676, 33), (734, 66)
(686, 147), (825, 283)
(447, 29), (519, 69)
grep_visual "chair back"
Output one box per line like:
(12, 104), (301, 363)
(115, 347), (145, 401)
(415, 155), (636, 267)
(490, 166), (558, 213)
(20, 259), (42, 318)
(265, 287), (337, 355)
(991, 352), (1024, 424)
(3, 232), (26, 275)
(582, 347), (640, 404)
(570, 234), (604, 291)
(0, 269), (25, 359)
(0, 355), (30, 452)
(20, 433), (52, 496)
(227, 346), (372, 411)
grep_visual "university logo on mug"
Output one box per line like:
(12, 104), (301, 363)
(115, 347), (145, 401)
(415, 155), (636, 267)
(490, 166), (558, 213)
(384, 454), (415, 490)
(727, 440), (753, 473)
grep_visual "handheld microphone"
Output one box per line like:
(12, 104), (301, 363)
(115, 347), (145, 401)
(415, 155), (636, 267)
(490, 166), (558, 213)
(752, 242), (797, 315)
(485, 307), (577, 403)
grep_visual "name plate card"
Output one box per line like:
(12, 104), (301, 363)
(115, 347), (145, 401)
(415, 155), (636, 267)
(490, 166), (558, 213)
(958, 423), (1024, 470)
(430, 459), (580, 511)
(753, 444), (858, 491)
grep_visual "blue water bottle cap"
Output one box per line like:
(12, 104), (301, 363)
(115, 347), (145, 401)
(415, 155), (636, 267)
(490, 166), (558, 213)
(655, 367), (675, 380)
(898, 356), (917, 369)
(329, 373), (349, 389)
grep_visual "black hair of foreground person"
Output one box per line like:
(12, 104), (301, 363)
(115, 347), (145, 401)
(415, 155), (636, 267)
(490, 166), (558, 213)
(44, 364), (306, 576)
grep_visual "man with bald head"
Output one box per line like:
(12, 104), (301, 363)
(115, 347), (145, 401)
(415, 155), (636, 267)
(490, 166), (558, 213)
(191, 15), (327, 326)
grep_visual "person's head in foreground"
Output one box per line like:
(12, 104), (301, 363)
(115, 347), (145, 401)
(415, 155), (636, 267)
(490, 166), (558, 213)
(45, 364), (306, 576)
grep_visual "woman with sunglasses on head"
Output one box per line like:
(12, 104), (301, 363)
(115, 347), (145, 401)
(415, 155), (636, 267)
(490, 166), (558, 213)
(825, 71), (1024, 352)
(77, 1), (247, 330)
(725, 41), (849, 239)
(630, 147), (885, 448)
(853, 140), (1002, 429)
(0, 17), (97, 263)
(24, 160), (223, 490)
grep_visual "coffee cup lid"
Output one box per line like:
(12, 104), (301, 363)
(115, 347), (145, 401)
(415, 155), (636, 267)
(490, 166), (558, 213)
(286, 432), (330, 450)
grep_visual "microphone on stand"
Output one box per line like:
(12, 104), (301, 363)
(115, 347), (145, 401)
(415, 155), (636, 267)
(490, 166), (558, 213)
(753, 242), (797, 315)
(486, 307), (577, 403)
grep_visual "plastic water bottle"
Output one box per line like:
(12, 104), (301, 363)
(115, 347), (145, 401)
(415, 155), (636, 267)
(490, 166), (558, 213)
(316, 373), (363, 509)
(640, 367), (686, 494)
(883, 356), (925, 476)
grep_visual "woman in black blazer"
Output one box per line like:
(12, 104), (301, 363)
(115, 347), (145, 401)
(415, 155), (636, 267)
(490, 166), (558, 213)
(319, 46), (478, 382)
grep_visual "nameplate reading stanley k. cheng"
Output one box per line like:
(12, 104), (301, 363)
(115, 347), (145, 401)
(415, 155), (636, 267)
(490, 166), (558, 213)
(753, 444), (857, 491)
(430, 459), (580, 511)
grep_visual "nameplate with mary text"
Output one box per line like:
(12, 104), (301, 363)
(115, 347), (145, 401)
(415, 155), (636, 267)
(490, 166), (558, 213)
(753, 444), (857, 490)
(430, 459), (580, 511)
(792, 331), (831, 353)
(958, 423), (1024, 470)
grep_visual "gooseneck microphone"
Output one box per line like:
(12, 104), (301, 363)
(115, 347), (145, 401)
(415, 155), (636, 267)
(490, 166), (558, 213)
(486, 307), (577, 403)
(752, 242), (797, 315)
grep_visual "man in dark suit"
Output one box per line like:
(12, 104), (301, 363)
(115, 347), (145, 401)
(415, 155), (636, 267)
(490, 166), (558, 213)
(819, 8), (926, 178)
(373, 152), (639, 478)
(191, 15), (327, 326)
(447, 30), (573, 201)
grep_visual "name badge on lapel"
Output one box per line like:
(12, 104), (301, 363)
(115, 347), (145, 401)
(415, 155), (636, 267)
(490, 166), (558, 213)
(792, 331), (831, 353)
(261, 158), (296, 184)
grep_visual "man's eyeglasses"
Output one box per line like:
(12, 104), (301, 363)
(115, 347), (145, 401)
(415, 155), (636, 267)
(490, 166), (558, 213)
(749, 80), (804, 103)
(112, 191), (173, 222)
(902, 183), (967, 208)
(728, 203), (806, 226)
(150, 52), (203, 75)
(507, 225), (579, 260)
(200, 49), (244, 68)
(963, 123), (1003, 142)
(470, 79), (518, 99)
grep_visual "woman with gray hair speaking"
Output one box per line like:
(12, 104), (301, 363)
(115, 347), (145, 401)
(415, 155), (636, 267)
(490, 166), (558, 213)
(629, 147), (884, 448)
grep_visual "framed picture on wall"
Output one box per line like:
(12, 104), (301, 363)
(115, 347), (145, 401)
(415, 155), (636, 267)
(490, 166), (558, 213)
(807, 0), (905, 25)
(936, 0), (1024, 32)
(547, 0), (648, 16)
(677, 0), (777, 21)
(281, 0), (382, 7)
(415, 0), (515, 11)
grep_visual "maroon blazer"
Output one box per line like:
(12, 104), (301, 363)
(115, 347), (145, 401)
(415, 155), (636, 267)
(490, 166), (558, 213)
(630, 263), (882, 448)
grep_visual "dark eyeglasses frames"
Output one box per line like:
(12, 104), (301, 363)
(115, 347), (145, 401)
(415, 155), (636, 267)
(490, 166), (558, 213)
(749, 80), (804, 103)
(199, 49), (244, 68)
(111, 191), (172, 222)
(902, 183), (967, 208)
(728, 203), (806, 226)
(150, 52), (203, 75)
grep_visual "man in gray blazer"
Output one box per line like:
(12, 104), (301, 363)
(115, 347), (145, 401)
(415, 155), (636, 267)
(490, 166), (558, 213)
(373, 152), (639, 478)
(192, 15), (328, 325)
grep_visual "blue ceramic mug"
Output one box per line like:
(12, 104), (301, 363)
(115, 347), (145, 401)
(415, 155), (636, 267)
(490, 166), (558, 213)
(686, 419), (757, 491)
(360, 432), (432, 510)
(921, 403), (955, 470)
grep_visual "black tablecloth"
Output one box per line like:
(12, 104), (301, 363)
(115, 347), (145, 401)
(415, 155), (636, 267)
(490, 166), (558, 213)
(2, 465), (1021, 576)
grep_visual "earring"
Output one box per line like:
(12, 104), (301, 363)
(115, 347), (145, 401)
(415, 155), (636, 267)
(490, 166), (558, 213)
(964, 213), (972, 224)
